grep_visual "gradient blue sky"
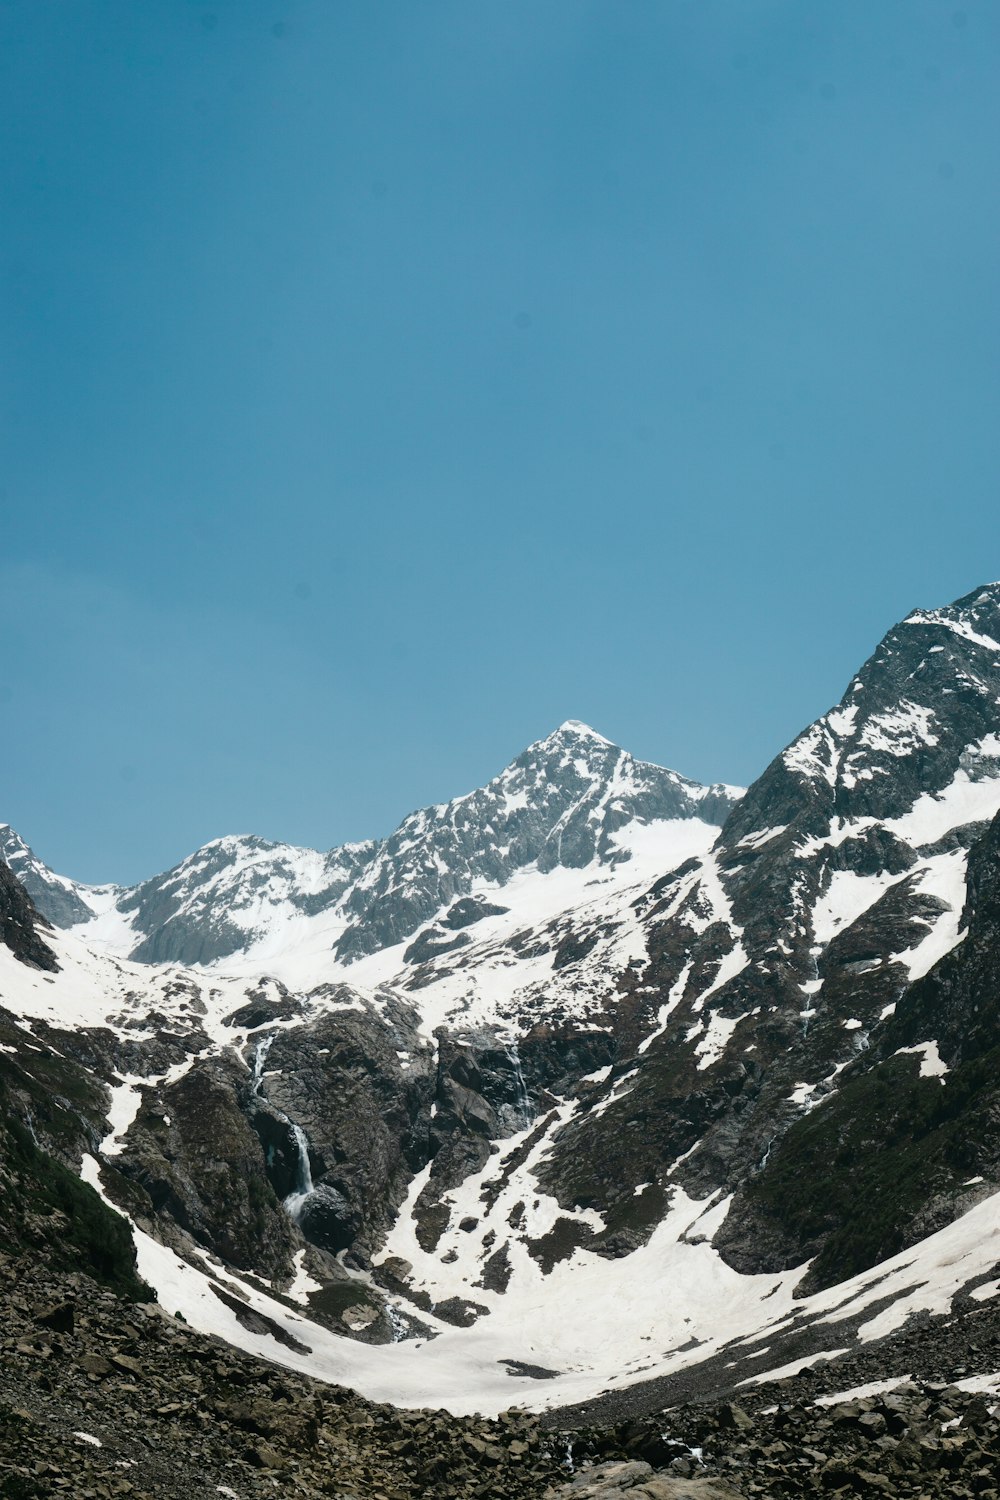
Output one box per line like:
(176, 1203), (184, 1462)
(2, 1), (998, 883)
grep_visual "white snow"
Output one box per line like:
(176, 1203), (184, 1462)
(892, 1040), (949, 1080)
(741, 1349), (850, 1386)
(695, 1007), (754, 1070)
(784, 722), (837, 787)
(737, 825), (787, 850)
(814, 1376), (913, 1406)
(64, 1065), (1000, 1418)
(895, 850), (969, 981)
(904, 610), (1000, 655)
(884, 753), (1000, 848)
(288, 1249), (323, 1305)
(857, 702), (939, 757)
(811, 870), (896, 949)
(638, 959), (693, 1054)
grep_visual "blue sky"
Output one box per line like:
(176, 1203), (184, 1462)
(2, 1), (998, 883)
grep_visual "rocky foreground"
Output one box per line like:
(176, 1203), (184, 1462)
(5, 1253), (1000, 1498)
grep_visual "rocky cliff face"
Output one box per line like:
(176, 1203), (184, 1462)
(714, 803), (1000, 1294)
(0, 823), (93, 928)
(0, 855), (59, 971)
(533, 585), (1000, 1282)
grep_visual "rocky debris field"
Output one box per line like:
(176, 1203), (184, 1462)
(558, 1380), (1000, 1497)
(544, 1287), (1000, 1497)
(6, 1247), (1000, 1500)
(0, 1252), (568, 1500)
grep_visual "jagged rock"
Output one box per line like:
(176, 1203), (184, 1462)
(119, 834), (378, 966)
(112, 1056), (296, 1278)
(0, 1251), (573, 1497)
(333, 722), (737, 960)
(254, 1005), (434, 1256)
(716, 805), (1000, 1293)
(13, 722), (736, 967)
(0, 859), (58, 970)
(33, 1299), (74, 1333)
(444, 895), (510, 929)
(0, 824), (93, 927)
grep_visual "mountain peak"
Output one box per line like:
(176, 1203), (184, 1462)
(532, 720), (617, 752)
(902, 581), (1000, 653)
(556, 718), (614, 740)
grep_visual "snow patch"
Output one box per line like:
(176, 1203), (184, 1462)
(892, 1040), (949, 1080)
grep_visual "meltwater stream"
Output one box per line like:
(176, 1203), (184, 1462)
(250, 1034), (315, 1226)
(282, 1123), (315, 1224)
(507, 1040), (533, 1127)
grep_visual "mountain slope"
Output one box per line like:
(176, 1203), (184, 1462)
(534, 584), (1000, 1269)
(0, 821), (93, 927)
(330, 719), (738, 961)
(716, 804), (1000, 1292)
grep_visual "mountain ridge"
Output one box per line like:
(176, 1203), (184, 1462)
(1, 718), (742, 971)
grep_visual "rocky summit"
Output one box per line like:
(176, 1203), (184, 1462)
(3, 583), (1000, 1496)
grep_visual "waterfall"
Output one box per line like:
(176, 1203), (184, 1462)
(248, 1033), (316, 1225)
(508, 1040), (532, 1125)
(283, 1123), (315, 1224)
(250, 1033), (275, 1094)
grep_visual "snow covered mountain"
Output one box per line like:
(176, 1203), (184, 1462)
(2, 584), (1000, 1424)
(4, 719), (740, 970)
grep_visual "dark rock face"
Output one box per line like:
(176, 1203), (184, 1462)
(298, 1184), (362, 1253)
(0, 823), (93, 927)
(885, 803), (1000, 1068)
(253, 1000), (435, 1258)
(444, 895), (510, 929)
(519, 1023), (617, 1096)
(403, 927), (471, 965)
(223, 983), (306, 1030)
(0, 858), (59, 971)
(0, 1008), (143, 1295)
(111, 1056), (298, 1279)
(716, 806), (1000, 1293)
(531, 584), (1000, 1284)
